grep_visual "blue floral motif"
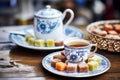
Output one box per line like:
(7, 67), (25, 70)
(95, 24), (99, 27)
(36, 18), (59, 34)
(70, 54), (78, 61)
(40, 24), (46, 30)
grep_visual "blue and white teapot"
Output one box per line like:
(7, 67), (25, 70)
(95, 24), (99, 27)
(34, 5), (74, 42)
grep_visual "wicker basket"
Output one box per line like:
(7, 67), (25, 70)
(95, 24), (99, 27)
(87, 20), (120, 52)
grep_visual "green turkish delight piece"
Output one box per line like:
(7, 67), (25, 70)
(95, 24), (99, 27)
(88, 61), (99, 71)
(25, 34), (33, 42)
(28, 37), (35, 45)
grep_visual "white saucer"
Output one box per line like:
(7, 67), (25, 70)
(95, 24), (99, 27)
(9, 25), (84, 50)
(42, 51), (111, 77)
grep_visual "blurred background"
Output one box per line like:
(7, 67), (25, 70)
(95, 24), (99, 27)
(0, 0), (120, 26)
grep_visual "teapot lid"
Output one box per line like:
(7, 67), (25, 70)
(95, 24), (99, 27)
(35, 5), (62, 18)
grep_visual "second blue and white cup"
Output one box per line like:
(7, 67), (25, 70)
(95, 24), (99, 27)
(64, 37), (97, 62)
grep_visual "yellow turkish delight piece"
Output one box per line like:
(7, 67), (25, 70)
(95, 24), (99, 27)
(46, 39), (55, 47)
(35, 39), (45, 47)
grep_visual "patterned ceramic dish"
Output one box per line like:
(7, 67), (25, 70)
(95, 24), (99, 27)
(42, 51), (110, 78)
(87, 20), (120, 52)
(9, 25), (84, 50)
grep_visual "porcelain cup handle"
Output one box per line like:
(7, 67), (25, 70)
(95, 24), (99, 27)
(62, 9), (74, 27)
(90, 43), (97, 54)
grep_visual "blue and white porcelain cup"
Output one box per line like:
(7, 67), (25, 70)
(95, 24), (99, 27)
(64, 37), (97, 62)
(34, 5), (74, 42)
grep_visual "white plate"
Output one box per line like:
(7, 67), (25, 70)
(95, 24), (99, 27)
(9, 26), (84, 50)
(42, 51), (111, 77)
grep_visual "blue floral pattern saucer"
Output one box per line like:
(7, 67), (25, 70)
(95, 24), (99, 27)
(9, 25), (84, 50)
(42, 51), (111, 77)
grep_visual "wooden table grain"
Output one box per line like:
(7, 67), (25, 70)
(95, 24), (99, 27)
(0, 25), (120, 80)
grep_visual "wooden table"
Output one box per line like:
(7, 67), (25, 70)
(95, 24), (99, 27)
(0, 25), (120, 80)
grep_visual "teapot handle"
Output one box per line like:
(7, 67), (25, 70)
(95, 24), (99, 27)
(62, 9), (74, 27)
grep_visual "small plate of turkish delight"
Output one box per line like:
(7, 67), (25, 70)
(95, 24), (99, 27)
(42, 51), (111, 77)
(9, 25), (84, 50)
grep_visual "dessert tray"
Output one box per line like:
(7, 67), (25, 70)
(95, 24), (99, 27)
(42, 51), (111, 77)
(87, 20), (120, 52)
(9, 26), (84, 50)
